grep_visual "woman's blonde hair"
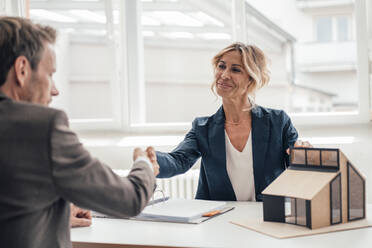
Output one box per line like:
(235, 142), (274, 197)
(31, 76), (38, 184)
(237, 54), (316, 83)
(211, 42), (270, 105)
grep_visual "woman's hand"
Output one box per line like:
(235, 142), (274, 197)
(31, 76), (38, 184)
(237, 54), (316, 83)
(132, 147), (160, 176)
(286, 140), (312, 154)
(146, 146), (160, 176)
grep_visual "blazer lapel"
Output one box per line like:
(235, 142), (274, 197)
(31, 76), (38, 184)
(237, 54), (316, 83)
(208, 106), (236, 200)
(251, 106), (270, 196)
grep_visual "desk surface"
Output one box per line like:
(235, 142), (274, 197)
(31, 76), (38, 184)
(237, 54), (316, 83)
(71, 202), (372, 248)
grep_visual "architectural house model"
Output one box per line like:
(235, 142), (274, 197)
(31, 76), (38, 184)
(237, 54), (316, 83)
(262, 147), (366, 229)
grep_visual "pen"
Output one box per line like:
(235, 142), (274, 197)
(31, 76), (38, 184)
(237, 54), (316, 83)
(202, 210), (221, 217)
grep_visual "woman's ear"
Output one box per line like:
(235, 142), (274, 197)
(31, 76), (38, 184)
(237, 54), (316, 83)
(14, 56), (32, 88)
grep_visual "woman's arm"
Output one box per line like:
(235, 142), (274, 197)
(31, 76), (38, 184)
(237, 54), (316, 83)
(156, 120), (202, 178)
(282, 112), (312, 166)
(282, 112), (298, 167)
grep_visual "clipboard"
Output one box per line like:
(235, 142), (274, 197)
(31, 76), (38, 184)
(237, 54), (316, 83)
(93, 198), (234, 224)
(135, 199), (234, 224)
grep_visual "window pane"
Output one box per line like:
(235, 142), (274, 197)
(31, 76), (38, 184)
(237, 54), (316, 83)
(30, 0), (116, 121)
(291, 149), (305, 165)
(321, 150), (338, 167)
(244, 2), (358, 115)
(296, 198), (307, 226)
(331, 174), (341, 224)
(316, 17), (332, 42)
(141, 1), (231, 123)
(307, 150), (320, 166)
(285, 197), (296, 224)
(348, 163), (365, 220)
(138, 1), (360, 124)
(337, 16), (349, 41)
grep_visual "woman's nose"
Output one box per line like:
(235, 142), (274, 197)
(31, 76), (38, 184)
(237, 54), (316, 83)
(221, 69), (230, 79)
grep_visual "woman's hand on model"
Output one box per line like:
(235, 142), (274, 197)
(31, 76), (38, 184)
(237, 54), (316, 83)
(286, 140), (312, 154)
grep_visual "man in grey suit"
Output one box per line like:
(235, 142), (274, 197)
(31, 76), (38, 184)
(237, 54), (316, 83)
(0, 16), (158, 248)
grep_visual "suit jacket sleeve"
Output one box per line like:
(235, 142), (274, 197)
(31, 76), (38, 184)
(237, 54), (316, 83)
(50, 111), (155, 218)
(282, 111), (298, 167)
(156, 119), (201, 178)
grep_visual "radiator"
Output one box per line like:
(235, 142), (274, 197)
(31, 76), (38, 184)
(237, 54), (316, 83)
(114, 169), (200, 200)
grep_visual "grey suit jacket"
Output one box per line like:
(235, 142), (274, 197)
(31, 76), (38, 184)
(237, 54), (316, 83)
(0, 93), (156, 248)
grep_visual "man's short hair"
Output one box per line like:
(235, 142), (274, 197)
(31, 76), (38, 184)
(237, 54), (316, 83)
(0, 16), (57, 87)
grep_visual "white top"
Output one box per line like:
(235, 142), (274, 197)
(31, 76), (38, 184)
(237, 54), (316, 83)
(225, 130), (256, 201)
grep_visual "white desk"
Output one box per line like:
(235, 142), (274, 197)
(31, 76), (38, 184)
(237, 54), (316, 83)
(71, 202), (372, 248)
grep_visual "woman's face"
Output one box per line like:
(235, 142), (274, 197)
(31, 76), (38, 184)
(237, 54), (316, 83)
(214, 50), (251, 100)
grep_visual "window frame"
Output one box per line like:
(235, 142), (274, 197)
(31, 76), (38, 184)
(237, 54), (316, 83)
(314, 14), (352, 43)
(347, 162), (366, 221)
(330, 173), (342, 225)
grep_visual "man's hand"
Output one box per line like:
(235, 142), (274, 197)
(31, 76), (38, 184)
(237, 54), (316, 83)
(133, 147), (160, 176)
(70, 204), (92, 228)
(133, 147), (146, 161)
(286, 140), (313, 155)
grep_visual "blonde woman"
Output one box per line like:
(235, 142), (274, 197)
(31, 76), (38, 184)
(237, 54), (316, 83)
(139, 42), (310, 201)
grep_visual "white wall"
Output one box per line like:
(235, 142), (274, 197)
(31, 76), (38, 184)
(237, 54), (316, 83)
(298, 71), (357, 104)
(0, 0), (6, 15)
(144, 46), (221, 122)
(0, 0), (25, 17)
(247, 0), (313, 41)
(50, 32), (71, 112)
(144, 46), (215, 82)
(55, 42), (114, 119)
(146, 83), (221, 122)
(268, 50), (292, 85)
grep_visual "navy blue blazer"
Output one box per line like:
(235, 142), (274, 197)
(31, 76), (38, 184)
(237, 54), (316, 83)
(156, 105), (298, 201)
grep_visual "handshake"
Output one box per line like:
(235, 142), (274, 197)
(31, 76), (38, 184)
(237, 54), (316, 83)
(133, 146), (160, 176)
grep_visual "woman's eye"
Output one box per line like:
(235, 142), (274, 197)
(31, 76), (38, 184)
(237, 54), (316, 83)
(232, 68), (241, 72)
(218, 64), (225, 69)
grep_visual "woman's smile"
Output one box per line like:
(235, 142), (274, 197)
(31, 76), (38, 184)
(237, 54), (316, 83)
(217, 80), (234, 89)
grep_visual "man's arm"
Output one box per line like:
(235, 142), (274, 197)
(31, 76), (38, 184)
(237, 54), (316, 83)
(49, 111), (156, 218)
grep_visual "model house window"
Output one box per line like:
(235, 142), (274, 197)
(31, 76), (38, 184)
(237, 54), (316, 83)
(290, 148), (339, 170)
(291, 149), (305, 165)
(315, 15), (351, 42)
(321, 150), (339, 167)
(296, 199), (307, 226)
(347, 162), (365, 221)
(306, 149), (320, 166)
(284, 197), (307, 226)
(330, 174), (342, 224)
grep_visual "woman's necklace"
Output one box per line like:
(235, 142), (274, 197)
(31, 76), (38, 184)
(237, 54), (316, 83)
(225, 119), (251, 126)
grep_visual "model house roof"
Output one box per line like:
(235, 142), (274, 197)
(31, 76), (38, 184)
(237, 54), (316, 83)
(262, 169), (339, 200)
